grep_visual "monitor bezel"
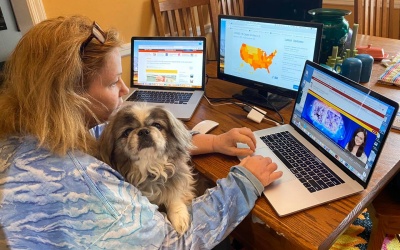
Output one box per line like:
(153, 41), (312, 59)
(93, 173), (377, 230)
(217, 14), (323, 100)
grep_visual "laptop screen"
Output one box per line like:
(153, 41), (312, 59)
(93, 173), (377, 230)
(292, 61), (398, 186)
(131, 37), (206, 90)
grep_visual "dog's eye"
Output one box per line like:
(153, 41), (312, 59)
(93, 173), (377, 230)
(152, 123), (162, 131)
(122, 128), (134, 137)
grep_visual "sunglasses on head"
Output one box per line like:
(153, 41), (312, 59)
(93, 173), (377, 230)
(80, 21), (106, 54)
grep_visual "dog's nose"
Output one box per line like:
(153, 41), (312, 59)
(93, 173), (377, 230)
(138, 128), (150, 137)
(137, 128), (154, 150)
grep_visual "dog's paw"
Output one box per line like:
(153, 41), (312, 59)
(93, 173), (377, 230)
(167, 202), (191, 235)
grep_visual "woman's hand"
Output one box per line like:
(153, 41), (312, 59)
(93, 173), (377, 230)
(239, 155), (282, 187)
(212, 127), (256, 157)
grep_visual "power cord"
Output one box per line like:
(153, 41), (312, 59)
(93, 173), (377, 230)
(204, 94), (283, 126)
(242, 105), (282, 126)
(204, 74), (284, 126)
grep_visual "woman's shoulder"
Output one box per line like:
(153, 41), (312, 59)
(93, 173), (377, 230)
(1, 135), (108, 172)
(0, 135), (164, 249)
(0, 135), (126, 199)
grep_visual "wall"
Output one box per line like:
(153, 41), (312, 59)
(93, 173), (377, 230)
(21, 0), (400, 83)
(41, 0), (158, 84)
(38, 1), (353, 82)
(0, 0), (22, 62)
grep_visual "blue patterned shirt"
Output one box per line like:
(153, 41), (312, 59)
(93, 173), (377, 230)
(0, 130), (263, 249)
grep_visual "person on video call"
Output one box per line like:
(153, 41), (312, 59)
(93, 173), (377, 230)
(0, 15), (283, 249)
(346, 127), (368, 163)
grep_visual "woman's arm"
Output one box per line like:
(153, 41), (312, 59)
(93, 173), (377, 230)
(162, 164), (272, 249)
(161, 155), (281, 248)
(191, 127), (257, 157)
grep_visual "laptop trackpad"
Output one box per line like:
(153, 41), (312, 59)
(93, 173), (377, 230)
(237, 143), (294, 184)
(254, 147), (294, 184)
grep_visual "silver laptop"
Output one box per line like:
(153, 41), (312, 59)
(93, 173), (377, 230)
(125, 36), (207, 121)
(243, 60), (399, 216)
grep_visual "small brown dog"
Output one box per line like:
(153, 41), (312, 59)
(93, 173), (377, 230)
(97, 104), (196, 234)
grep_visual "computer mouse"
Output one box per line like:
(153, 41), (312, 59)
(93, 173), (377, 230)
(192, 120), (219, 134)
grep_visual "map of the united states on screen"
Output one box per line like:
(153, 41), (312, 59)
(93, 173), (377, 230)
(240, 43), (277, 73)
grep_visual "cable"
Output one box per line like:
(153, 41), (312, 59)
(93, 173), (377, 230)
(203, 95), (243, 108)
(242, 103), (284, 125)
(262, 116), (282, 126)
(266, 99), (285, 125)
(204, 75), (240, 103)
(244, 94), (285, 125)
(204, 95), (281, 126)
(242, 105), (281, 126)
(204, 74), (284, 125)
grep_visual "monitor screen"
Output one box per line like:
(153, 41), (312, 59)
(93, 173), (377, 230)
(217, 15), (323, 110)
(243, 0), (323, 22)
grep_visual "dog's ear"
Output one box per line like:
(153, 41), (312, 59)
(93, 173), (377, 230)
(97, 119), (117, 168)
(162, 108), (193, 151)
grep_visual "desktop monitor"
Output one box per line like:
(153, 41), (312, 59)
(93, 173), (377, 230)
(243, 0), (323, 22)
(217, 15), (323, 110)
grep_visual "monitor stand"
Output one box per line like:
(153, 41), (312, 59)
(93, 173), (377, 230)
(232, 88), (292, 111)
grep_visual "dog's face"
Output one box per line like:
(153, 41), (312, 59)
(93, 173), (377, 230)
(97, 104), (193, 188)
(98, 104), (196, 234)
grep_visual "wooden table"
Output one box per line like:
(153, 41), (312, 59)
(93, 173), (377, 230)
(185, 34), (400, 250)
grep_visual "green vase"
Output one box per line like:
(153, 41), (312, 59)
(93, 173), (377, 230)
(308, 8), (351, 64)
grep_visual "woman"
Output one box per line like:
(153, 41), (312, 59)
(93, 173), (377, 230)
(346, 127), (368, 163)
(0, 16), (282, 249)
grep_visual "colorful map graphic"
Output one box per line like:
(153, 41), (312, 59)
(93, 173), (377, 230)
(240, 43), (277, 73)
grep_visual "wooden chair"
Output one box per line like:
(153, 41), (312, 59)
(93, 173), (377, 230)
(354, 0), (399, 39)
(151, 0), (219, 58)
(218, 0), (244, 16)
(367, 176), (400, 249)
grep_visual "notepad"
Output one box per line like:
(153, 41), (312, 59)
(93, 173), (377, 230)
(378, 53), (400, 86)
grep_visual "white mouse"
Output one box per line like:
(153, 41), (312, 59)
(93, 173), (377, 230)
(192, 120), (219, 134)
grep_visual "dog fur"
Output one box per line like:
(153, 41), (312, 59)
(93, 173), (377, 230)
(97, 104), (196, 234)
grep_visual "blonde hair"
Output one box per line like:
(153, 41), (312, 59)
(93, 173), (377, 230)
(0, 15), (123, 155)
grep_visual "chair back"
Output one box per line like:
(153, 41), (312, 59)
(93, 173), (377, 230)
(354, 0), (399, 39)
(218, 0), (244, 16)
(151, 0), (219, 58)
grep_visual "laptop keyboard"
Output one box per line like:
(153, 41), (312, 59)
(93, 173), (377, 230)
(127, 90), (192, 104)
(260, 131), (345, 193)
